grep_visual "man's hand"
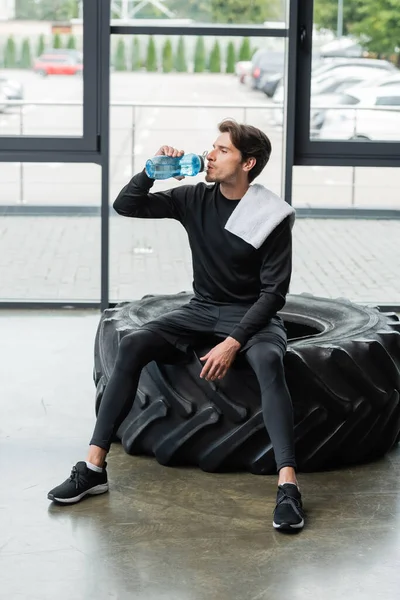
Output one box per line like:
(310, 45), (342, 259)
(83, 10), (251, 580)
(156, 146), (185, 181)
(156, 145), (184, 158)
(200, 337), (241, 382)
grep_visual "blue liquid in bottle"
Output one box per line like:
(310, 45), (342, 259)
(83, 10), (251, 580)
(145, 153), (205, 180)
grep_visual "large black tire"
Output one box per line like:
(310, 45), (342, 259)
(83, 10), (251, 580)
(94, 293), (400, 474)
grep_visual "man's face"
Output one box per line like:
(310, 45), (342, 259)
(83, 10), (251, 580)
(205, 132), (245, 184)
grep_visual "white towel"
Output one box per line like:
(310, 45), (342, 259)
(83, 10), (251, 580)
(224, 183), (295, 249)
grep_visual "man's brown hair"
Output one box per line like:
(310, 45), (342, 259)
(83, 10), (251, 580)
(218, 119), (272, 183)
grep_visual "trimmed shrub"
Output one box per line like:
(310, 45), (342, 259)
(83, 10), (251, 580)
(239, 37), (251, 61)
(162, 39), (173, 73)
(194, 36), (206, 73)
(20, 38), (32, 69)
(115, 38), (127, 71)
(67, 35), (76, 50)
(131, 37), (141, 71)
(146, 36), (157, 72)
(53, 33), (62, 49)
(4, 36), (17, 68)
(226, 41), (236, 73)
(174, 36), (187, 72)
(36, 34), (45, 57)
(209, 40), (221, 73)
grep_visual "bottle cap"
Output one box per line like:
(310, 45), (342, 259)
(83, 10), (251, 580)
(198, 151), (208, 173)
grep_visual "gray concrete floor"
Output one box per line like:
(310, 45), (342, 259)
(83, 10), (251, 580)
(1, 310), (400, 600)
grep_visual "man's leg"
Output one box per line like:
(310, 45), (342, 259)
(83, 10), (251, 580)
(245, 342), (296, 476)
(48, 329), (178, 504)
(89, 329), (178, 457)
(245, 341), (304, 530)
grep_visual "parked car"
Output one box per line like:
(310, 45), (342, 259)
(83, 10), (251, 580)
(317, 37), (364, 59)
(33, 50), (83, 76)
(312, 67), (393, 95)
(318, 84), (400, 140)
(251, 49), (285, 91)
(311, 57), (397, 81)
(346, 72), (400, 92)
(259, 71), (284, 97)
(0, 74), (23, 111)
(270, 57), (398, 100)
(272, 62), (399, 127)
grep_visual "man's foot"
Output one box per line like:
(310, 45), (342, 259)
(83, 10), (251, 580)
(273, 483), (304, 531)
(47, 461), (109, 504)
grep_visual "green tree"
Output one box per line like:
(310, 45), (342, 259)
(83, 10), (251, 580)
(226, 41), (236, 73)
(20, 38), (32, 68)
(4, 36), (17, 68)
(313, 0), (399, 65)
(209, 40), (221, 73)
(115, 38), (127, 71)
(194, 37), (206, 73)
(313, 0), (363, 36)
(15, 0), (79, 20)
(53, 33), (62, 49)
(36, 34), (46, 57)
(131, 37), (141, 71)
(238, 37), (251, 61)
(168, 0), (211, 22)
(350, 0), (400, 64)
(146, 36), (158, 72)
(174, 36), (187, 72)
(162, 39), (173, 73)
(66, 35), (76, 50)
(211, 0), (281, 24)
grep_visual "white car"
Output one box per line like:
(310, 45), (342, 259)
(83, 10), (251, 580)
(346, 72), (400, 92)
(318, 84), (400, 141)
(310, 57), (397, 80)
(271, 64), (397, 127)
(0, 75), (24, 111)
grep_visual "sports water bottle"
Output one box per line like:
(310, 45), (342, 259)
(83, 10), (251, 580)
(145, 153), (206, 180)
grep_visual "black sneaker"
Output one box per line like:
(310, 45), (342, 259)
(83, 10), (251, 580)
(273, 483), (305, 531)
(47, 461), (109, 504)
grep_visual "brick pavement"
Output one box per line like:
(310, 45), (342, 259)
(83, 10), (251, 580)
(1, 215), (399, 304)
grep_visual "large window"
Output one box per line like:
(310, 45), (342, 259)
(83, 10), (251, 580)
(0, 0), (99, 153)
(0, 0), (84, 138)
(289, 216), (400, 305)
(294, 0), (400, 169)
(309, 0), (400, 144)
(293, 166), (400, 210)
(109, 33), (287, 302)
(109, 0), (289, 26)
(0, 163), (101, 302)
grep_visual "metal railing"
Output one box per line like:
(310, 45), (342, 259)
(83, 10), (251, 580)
(1, 99), (400, 206)
(0, 100), (270, 204)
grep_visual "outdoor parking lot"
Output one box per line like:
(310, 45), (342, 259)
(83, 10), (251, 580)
(1, 68), (400, 208)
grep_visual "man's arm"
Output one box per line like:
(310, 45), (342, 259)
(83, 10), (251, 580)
(229, 217), (292, 346)
(113, 146), (191, 222)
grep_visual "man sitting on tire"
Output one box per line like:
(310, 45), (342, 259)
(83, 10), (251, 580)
(48, 119), (305, 532)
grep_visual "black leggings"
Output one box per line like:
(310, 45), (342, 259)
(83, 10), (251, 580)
(90, 329), (296, 471)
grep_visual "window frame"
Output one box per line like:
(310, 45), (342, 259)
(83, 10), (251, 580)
(0, 0), (100, 157)
(294, 0), (400, 167)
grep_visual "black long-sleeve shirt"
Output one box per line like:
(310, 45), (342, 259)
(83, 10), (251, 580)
(113, 171), (292, 346)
